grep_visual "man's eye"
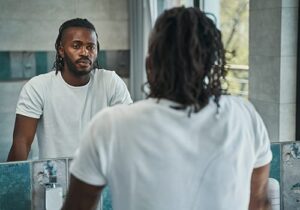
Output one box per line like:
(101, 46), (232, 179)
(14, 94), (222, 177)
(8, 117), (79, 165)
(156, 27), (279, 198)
(87, 45), (96, 51)
(73, 44), (80, 49)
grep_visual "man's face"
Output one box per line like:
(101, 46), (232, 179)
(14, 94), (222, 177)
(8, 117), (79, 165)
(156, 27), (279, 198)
(59, 27), (98, 76)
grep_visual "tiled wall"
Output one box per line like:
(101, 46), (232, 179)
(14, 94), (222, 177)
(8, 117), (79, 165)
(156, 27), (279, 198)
(249, 0), (298, 142)
(0, 158), (71, 210)
(281, 142), (300, 209)
(0, 50), (129, 81)
(0, 157), (113, 210)
(1, 142), (298, 210)
(0, 0), (129, 52)
(31, 159), (68, 210)
(0, 162), (31, 210)
(269, 142), (300, 210)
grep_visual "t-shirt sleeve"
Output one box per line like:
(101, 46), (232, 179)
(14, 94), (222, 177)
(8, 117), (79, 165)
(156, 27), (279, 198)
(108, 71), (132, 106)
(16, 79), (44, 119)
(70, 110), (112, 186)
(246, 102), (272, 168)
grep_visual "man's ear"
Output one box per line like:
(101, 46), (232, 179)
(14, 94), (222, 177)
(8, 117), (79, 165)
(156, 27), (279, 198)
(58, 45), (64, 58)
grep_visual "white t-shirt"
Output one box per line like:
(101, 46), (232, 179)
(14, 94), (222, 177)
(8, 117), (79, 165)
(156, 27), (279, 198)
(16, 69), (132, 159)
(70, 96), (272, 210)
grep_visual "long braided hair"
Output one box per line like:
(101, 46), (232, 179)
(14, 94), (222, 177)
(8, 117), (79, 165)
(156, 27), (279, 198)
(145, 7), (228, 113)
(52, 18), (100, 74)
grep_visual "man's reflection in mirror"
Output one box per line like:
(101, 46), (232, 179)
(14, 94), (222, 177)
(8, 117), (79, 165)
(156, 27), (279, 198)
(7, 18), (132, 161)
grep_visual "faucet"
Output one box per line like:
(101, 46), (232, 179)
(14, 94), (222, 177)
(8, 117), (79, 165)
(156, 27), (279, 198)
(43, 160), (63, 210)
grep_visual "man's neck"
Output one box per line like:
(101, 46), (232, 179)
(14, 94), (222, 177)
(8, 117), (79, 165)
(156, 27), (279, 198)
(60, 70), (91, 86)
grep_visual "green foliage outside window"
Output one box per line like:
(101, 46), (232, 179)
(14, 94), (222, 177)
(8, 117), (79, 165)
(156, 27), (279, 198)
(220, 0), (249, 97)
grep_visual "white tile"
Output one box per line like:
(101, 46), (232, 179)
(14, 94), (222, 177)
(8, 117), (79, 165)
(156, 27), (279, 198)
(75, 0), (110, 20)
(0, 19), (129, 52)
(281, 7), (298, 56)
(94, 20), (129, 50)
(0, 19), (61, 51)
(0, 112), (15, 132)
(75, 0), (128, 20)
(0, 0), (129, 51)
(248, 99), (280, 142)
(250, 0), (281, 10)
(282, 0), (299, 8)
(0, 81), (26, 162)
(249, 9), (281, 57)
(249, 55), (281, 102)
(279, 56), (297, 103)
(107, 0), (129, 20)
(0, 112), (15, 162)
(279, 103), (296, 141)
(0, 81), (25, 112)
(0, 0), (76, 20)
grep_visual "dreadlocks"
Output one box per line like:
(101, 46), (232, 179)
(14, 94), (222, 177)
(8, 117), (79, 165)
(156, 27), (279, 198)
(52, 18), (100, 74)
(146, 7), (228, 113)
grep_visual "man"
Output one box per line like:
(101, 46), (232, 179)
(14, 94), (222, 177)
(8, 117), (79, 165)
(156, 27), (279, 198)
(62, 7), (272, 210)
(7, 18), (132, 161)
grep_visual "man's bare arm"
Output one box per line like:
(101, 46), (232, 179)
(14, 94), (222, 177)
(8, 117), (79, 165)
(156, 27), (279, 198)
(249, 164), (271, 210)
(7, 114), (38, 161)
(61, 175), (104, 210)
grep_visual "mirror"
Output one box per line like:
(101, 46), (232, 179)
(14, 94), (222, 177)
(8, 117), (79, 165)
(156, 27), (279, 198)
(0, 0), (130, 162)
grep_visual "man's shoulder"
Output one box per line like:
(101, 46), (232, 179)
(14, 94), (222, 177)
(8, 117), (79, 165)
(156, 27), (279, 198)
(219, 95), (258, 118)
(92, 68), (116, 78)
(25, 70), (56, 87)
(91, 68), (125, 89)
(220, 95), (252, 108)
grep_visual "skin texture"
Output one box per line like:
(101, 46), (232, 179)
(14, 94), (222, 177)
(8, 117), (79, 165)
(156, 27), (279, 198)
(249, 164), (271, 210)
(61, 175), (103, 210)
(59, 27), (98, 86)
(7, 115), (38, 161)
(7, 27), (98, 161)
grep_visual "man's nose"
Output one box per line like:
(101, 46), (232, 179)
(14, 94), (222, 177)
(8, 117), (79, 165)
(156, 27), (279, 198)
(80, 46), (88, 55)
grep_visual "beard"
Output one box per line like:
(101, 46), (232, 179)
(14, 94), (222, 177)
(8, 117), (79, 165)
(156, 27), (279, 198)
(63, 52), (94, 76)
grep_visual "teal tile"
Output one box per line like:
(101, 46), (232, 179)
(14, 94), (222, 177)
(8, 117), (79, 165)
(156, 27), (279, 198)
(105, 50), (129, 77)
(35, 52), (48, 75)
(102, 186), (113, 210)
(0, 162), (31, 210)
(270, 143), (281, 183)
(282, 142), (300, 209)
(46, 51), (56, 71)
(98, 51), (107, 69)
(0, 52), (10, 80)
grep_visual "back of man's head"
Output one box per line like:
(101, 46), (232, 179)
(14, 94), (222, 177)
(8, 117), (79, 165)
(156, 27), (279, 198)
(146, 7), (227, 112)
(53, 18), (100, 73)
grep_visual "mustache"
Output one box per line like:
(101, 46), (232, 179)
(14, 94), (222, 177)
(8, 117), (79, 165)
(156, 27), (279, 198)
(76, 57), (92, 64)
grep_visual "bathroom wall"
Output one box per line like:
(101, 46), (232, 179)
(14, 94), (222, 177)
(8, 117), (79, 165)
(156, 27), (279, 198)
(249, 0), (299, 142)
(0, 157), (114, 210)
(0, 142), (298, 210)
(269, 142), (300, 210)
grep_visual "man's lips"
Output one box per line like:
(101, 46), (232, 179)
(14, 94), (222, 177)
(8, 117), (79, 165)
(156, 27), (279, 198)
(76, 59), (92, 65)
